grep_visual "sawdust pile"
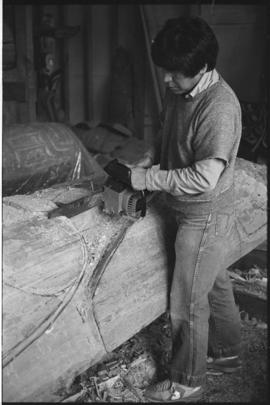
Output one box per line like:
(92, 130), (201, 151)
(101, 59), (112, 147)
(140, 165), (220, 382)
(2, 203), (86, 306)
(65, 310), (267, 403)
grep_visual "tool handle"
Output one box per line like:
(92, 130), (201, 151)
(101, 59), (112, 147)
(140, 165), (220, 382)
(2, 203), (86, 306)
(104, 159), (132, 187)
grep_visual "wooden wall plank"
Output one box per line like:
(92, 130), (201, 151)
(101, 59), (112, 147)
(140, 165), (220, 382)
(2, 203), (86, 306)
(25, 5), (36, 121)
(190, 4), (267, 102)
(64, 5), (85, 124)
(83, 6), (93, 121)
(91, 5), (113, 122)
(3, 5), (36, 123)
(133, 7), (146, 139)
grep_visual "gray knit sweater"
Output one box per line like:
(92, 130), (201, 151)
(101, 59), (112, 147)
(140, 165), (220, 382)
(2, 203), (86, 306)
(146, 75), (242, 205)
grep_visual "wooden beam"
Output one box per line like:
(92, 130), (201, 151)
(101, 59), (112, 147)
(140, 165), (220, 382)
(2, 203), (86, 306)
(25, 5), (36, 121)
(133, 6), (146, 139)
(60, 6), (70, 123)
(139, 5), (162, 114)
(83, 5), (93, 121)
(13, 6), (36, 122)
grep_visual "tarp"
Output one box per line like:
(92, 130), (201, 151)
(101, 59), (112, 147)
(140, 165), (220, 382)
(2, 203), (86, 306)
(2, 122), (105, 196)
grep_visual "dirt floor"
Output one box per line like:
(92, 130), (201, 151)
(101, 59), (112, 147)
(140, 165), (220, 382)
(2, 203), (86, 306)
(66, 308), (267, 403)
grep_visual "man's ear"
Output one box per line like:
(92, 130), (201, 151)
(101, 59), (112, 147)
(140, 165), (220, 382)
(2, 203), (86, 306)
(200, 64), (208, 74)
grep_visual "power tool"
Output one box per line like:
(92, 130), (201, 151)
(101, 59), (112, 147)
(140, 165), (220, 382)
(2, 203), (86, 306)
(103, 159), (147, 219)
(48, 159), (148, 220)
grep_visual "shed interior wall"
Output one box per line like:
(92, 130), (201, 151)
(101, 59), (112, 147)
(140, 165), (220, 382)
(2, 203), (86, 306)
(2, 4), (268, 141)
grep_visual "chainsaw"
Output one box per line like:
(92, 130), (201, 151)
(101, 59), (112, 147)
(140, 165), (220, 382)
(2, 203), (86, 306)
(103, 159), (147, 219)
(48, 159), (148, 219)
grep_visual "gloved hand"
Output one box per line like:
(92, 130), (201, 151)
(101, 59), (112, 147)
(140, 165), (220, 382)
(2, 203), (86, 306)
(131, 167), (147, 190)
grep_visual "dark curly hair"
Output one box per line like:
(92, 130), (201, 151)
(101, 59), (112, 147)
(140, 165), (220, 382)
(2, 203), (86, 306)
(151, 16), (219, 77)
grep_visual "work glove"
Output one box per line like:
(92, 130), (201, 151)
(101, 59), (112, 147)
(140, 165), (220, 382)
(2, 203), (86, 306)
(131, 167), (147, 190)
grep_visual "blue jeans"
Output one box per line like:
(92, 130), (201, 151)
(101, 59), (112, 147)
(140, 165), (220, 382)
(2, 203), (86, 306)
(169, 205), (241, 387)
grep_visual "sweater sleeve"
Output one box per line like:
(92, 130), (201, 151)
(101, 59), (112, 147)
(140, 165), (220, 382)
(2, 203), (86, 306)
(145, 158), (225, 196)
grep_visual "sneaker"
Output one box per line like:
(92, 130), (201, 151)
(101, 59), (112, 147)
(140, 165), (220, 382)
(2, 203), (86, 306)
(207, 356), (242, 375)
(144, 379), (203, 402)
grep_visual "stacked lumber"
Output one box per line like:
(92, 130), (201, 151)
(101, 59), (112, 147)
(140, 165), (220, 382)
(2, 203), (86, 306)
(2, 158), (267, 402)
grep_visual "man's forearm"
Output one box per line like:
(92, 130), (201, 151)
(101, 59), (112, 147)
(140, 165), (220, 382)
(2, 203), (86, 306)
(145, 159), (225, 195)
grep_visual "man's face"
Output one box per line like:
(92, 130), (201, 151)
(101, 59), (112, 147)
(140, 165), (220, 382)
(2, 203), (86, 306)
(163, 67), (206, 95)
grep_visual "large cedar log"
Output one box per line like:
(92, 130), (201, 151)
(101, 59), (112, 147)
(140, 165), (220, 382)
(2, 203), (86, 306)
(2, 158), (267, 402)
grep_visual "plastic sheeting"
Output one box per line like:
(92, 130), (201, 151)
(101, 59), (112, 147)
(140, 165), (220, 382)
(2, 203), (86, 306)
(2, 122), (106, 196)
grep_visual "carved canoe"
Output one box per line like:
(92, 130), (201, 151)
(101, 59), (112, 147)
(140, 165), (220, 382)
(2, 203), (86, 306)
(2, 157), (267, 402)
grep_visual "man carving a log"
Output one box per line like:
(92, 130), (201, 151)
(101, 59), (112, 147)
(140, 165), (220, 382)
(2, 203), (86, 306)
(130, 16), (242, 402)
